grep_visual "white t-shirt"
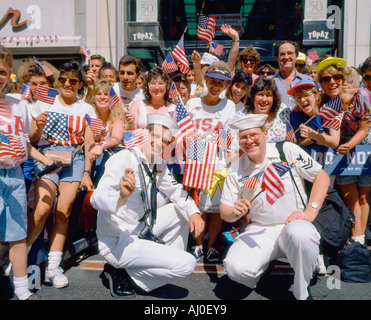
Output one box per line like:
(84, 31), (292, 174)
(31, 95), (97, 146)
(0, 95), (28, 168)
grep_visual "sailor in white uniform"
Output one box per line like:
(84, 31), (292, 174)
(220, 114), (330, 300)
(91, 113), (204, 298)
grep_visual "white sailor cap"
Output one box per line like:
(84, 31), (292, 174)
(229, 114), (268, 131)
(146, 113), (179, 136)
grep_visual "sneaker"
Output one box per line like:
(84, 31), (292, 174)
(45, 267), (69, 288)
(314, 254), (327, 275)
(205, 248), (221, 263)
(192, 246), (203, 261)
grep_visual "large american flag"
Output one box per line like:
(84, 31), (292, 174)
(175, 97), (195, 166)
(172, 34), (189, 74)
(123, 129), (149, 149)
(85, 114), (103, 135)
(261, 162), (294, 205)
(34, 85), (58, 105)
(162, 53), (178, 74)
(0, 99), (13, 125)
(0, 132), (27, 160)
(316, 96), (343, 130)
(197, 10), (216, 45)
(43, 111), (86, 145)
(182, 138), (218, 190)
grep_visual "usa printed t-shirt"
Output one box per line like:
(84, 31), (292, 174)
(31, 95), (97, 146)
(185, 97), (237, 213)
(0, 96), (28, 169)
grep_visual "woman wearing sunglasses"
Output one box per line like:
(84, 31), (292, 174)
(27, 60), (97, 289)
(238, 46), (260, 83)
(318, 57), (371, 245)
(358, 57), (371, 92)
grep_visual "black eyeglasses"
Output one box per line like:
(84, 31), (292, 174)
(259, 71), (274, 76)
(362, 75), (371, 82)
(58, 77), (79, 85)
(320, 74), (343, 84)
(296, 63), (305, 68)
(241, 58), (256, 64)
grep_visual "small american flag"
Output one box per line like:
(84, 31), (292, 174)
(261, 162), (294, 205)
(182, 138), (218, 190)
(123, 129), (149, 149)
(34, 57), (54, 77)
(108, 86), (121, 110)
(85, 114), (103, 135)
(80, 46), (91, 60)
(285, 121), (295, 142)
(197, 10), (216, 45)
(210, 42), (224, 56)
(162, 53), (178, 74)
(34, 85), (58, 105)
(21, 83), (33, 101)
(239, 171), (263, 190)
(172, 34), (189, 74)
(0, 133), (27, 159)
(175, 97), (195, 166)
(0, 99), (13, 125)
(316, 96), (343, 130)
(169, 82), (179, 99)
(216, 128), (233, 150)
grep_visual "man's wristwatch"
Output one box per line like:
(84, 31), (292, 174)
(308, 202), (320, 210)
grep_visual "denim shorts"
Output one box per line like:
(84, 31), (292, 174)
(0, 166), (27, 242)
(335, 175), (371, 187)
(34, 144), (85, 187)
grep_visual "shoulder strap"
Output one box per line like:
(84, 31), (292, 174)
(275, 141), (306, 208)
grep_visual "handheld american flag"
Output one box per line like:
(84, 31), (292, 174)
(216, 128), (233, 150)
(172, 34), (189, 74)
(0, 99), (13, 125)
(21, 83), (33, 101)
(162, 53), (178, 74)
(34, 85), (58, 105)
(175, 97), (195, 166)
(108, 86), (121, 110)
(80, 46), (91, 60)
(197, 10), (216, 45)
(182, 138), (218, 190)
(285, 121), (295, 142)
(239, 171), (263, 190)
(316, 96), (343, 130)
(169, 82), (180, 99)
(123, 129), (149, 149)
(34, 57), (54, 77)
(210, 42), (224, 56)
(85, 114), (103, 135)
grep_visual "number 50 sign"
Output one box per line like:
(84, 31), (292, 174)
(136, 0), (158, 22)
(305, 0), (328, 20)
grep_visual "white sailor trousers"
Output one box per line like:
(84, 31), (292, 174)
(223, 219), (320, 300)
(99, 203), (196, 292)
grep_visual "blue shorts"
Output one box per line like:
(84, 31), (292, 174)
(34, 144), (85, 187)
(335, 175), (371, 187)
(0, 166), (27, 242)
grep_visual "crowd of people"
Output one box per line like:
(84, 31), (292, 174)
(1, 27), (371, 300)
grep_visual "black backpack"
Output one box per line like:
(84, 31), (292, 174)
(275, 141), (355, 258)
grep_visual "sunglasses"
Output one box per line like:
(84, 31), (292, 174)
(58, 77), (79, 85)
(362, 75), (371, 82)
(241, 58), (256, 64)
(259, 71), (274, 76)
(296, 63), (305, 68)
(320, 74), (343, 84)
